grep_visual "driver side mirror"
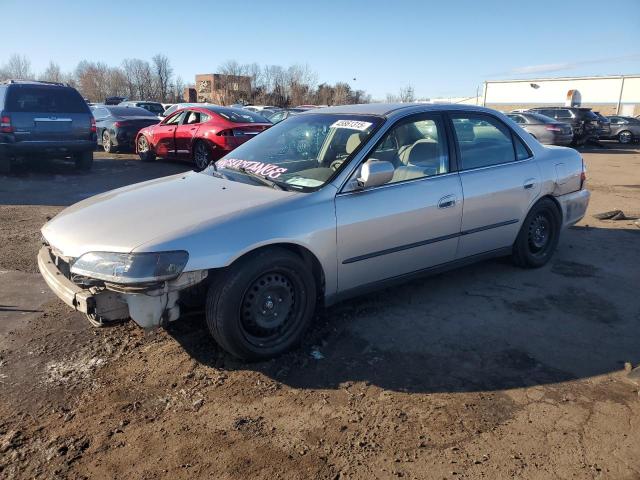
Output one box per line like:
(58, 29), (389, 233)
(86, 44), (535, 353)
(357, 159), (394, 189)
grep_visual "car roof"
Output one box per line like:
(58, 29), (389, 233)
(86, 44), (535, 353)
(299, 103), (507, 118)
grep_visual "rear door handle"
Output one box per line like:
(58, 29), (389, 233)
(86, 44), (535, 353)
(523, 178), (537, 190)
(438, 195), (456, 209)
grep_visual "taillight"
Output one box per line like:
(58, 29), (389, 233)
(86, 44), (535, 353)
(545, 125), (563, 132)
(0, 115), (13, 133)
(580, 157), (587, 190)
(90, 117), (97, 133)
(114, 121), (123, 128)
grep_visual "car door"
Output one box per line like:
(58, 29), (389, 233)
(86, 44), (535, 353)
(153, 110), (185, 157)
(449, 112), (540, 259)
(174, 110), (206, 158)
(335, 113), (463, 293)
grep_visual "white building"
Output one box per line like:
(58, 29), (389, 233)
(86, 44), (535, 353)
(482, 74), (640, 116)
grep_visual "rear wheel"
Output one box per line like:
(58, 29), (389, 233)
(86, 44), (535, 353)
(618, 130), (633, 144)
(512, 198), (561, 268)
(193, 140), (213, 171)
(137, 135), (156, 162)
(102, 130), (115, 153)
(74, 150), (93, 171)
(205, 248), (317, 361)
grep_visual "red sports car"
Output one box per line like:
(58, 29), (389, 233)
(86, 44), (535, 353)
(135, 106), (272, 170)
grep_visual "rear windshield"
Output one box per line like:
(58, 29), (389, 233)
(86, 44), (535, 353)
(526, 112), (557, 124)
(137, 103), (165, 114)
(107, 106), (157, 117)
(6, 86), (88, 113)
(205, 107), (269, 123)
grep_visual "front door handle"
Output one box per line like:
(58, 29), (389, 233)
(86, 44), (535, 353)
(438, 195), (456, 209)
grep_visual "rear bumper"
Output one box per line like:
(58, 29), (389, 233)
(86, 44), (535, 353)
(1, 139), (96, 156)
(556, 189), (590, 228)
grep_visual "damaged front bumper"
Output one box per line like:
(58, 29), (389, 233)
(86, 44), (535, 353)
(37, 246), (207, 328)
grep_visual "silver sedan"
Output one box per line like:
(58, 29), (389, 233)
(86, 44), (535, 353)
(39, 104), (590, 360)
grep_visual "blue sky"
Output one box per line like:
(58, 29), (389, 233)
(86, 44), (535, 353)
(2, 0), (639, 99)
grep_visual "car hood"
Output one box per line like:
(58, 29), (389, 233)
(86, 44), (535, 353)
(42, 172), (296, 258)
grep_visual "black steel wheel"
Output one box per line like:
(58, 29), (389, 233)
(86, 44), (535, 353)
(205, 248), (316, 361)
(512, 198), (561, 268)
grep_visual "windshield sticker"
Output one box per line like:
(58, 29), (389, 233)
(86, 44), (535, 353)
(216, 158), (288, 179)
(285, 177), (324, 187)
(330, 119), (373, 131)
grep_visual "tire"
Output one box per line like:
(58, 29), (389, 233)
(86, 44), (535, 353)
(512, 198), (561, 268)
(193, 140), (213, 171)
(102, 130), (115, 153)
(618, 130), (633, 144)
(74, 150), (93, 171)
(205, 248), (317, 361)
(137, 135), (156, 162)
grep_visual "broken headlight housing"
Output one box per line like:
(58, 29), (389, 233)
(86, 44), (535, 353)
(70, 251), (189, 285)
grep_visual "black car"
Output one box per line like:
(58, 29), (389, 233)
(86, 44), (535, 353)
(528, 107), (601, 145)
(0, 80), (96, 173)
(91, 105), (159, 153)
(592, 112), (612, 138)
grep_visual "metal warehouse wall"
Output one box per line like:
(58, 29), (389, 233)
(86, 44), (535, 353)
(483, 75), (640, 116)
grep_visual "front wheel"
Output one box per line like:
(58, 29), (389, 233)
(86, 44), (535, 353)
(618, 130), (633, 144)
(205, 248), (317, 361)
(137, 135), (156, 162)
(512, 198), (561, 268)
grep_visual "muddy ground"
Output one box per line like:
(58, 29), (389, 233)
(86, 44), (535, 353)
(0, 147), (639, 479)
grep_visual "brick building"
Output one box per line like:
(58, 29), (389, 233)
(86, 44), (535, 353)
(189, 73), (252, 105)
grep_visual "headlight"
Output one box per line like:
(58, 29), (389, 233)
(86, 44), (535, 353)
(70, 251), (189, 284)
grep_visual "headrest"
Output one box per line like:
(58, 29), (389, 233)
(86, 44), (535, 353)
(346, 133), (363, 154)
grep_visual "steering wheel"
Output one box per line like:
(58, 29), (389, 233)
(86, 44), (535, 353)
(330, 159), (345, 171)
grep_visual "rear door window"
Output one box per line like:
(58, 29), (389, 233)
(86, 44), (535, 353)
(451, 114), (517, 169)
(6, 86), (88, 113)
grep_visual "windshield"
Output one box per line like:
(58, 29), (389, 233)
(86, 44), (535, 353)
(203, 113), (382, 191)
(205, 107), (269, 123)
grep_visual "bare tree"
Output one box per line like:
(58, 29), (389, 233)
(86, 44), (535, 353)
(2, 54), (33, 80)
(122, 58), (155, 100)
(398, 85), (415, 103)
(39, 61), (64, 83)
(152, 54), (173, 102)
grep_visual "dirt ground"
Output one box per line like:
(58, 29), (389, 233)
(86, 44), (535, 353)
(0, 146), (639, 480)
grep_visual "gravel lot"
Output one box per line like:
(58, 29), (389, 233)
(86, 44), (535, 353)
(1, 146), (639, 479)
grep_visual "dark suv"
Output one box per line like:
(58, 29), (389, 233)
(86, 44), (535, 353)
(0, 80), (96, 173)
(528, 107), (600, 145)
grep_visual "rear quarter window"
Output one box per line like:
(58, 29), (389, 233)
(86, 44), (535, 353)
(6, 86), (89, 114)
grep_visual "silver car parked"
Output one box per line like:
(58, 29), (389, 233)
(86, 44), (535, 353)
(39, 104), (590, 360)
(506, 112), (573, 145)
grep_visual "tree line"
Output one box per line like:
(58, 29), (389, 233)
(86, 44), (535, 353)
(0, 54), (390, 107)
(0, 53), (184, 103)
